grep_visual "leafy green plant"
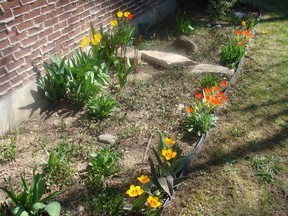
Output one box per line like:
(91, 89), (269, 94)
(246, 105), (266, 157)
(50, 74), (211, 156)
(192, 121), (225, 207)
(114, 57), (134, 88)
(85, 93), (118, 120)
(90, 187), (125, 216)
(37, 55), (68, 102)
(207, 0), (237, 19)
(175, 15), (194, 35)
(42, 141), (74, 187)
(199, 74), (221, 88)
(249, 156), (284, 184)
(0, 169), (61, 216)
(0, 136), (16, 163)
(220, 40), (245, 69)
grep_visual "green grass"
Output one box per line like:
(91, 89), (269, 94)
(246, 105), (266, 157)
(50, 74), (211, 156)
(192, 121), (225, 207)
(164, 0), (288, 215)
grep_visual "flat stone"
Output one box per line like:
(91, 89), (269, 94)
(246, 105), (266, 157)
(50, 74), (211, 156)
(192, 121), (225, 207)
(116, 47), (141, 61)
(141, 50), (196, 68)
(98, 134), (116, 145)
(191, 64), (234, 76)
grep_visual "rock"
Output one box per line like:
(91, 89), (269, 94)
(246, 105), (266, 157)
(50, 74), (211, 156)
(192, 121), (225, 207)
(116, 46), (141, 62)
(215, 24), (222, 28)
(98, 134), (116, 145)
(234, 12), (246, 18)
(173, 35), (198, 53)
(191, 64), (234, 76)
(141, 50), (196, 68)
(77, 205), (85, 212)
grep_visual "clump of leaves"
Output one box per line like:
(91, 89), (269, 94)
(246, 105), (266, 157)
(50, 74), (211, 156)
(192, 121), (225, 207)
(0, 169), (61, 216)
(0, 136), (16, 163)
(85, 93), (118, 120)
(199, 73), (221, 88)
(249, 156), (284, 184)
(220, 40), (245, 69)
(207, 0), (237, 19)
(175, 14), (194, 36)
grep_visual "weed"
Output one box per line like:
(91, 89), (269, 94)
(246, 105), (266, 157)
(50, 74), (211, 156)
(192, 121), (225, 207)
(0, 136), (16, 163)
(42, 140), (75, 187)
(207, 0), (237, 19)
(90, 187), (125, 216)
(199, 74), (221, 88)
(249, 156), (284, 184)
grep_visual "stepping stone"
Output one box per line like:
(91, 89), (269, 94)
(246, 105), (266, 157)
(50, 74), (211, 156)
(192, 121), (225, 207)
(191, 63), (234, 76)
(141, 50), (196, 68)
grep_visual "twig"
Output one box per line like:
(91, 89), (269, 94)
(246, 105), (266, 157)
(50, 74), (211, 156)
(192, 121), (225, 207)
(142, 133), (153, 163)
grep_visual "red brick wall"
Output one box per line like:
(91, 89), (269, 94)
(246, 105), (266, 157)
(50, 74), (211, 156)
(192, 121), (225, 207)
(0, 0), (161, 98)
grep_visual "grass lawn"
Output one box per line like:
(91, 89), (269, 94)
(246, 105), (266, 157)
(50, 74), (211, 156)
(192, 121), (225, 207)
(163, 0), (288, 215)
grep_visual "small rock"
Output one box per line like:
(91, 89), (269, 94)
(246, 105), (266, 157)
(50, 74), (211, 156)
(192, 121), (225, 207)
(173, 35), (198, 53)
(215, 24), (222, 28)
(234, 12), (246, 18)
(190, 64), (234, 76)
(77, 205), (85, 212)
(98, 134), (116, 144)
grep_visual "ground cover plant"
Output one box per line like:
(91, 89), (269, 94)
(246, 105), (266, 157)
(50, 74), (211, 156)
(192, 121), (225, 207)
(1, 0), (287, 215)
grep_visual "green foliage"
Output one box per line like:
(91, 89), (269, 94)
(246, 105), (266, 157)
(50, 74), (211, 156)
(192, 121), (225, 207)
(199, 74), (221, 88)
(37, 55), (68, 101)
(249, 156), (284, 184)
(187, 110), (218, 136)
(0, 136), (16, 163)
(175, 15), (194, 35)
(85, 93), (118, 120)
(90, 187), (125, 216)
(86, 146), (123, 215)
(207, 0), (237, 19)
(88, 146), (121, 181)
(114, 57), (134, 89)
(220, 40), (245, 69)
(0, 169), (61, 216)
(42, 141), (75, 187)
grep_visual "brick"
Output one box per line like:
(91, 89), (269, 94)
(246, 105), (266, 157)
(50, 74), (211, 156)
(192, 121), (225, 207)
(34, 14), (48, 24)
(40, 3), (55, 15)
(0, 38), (10, 49)
(61, 24), (74, 36)
(31, 36), (47, 50)
(6, 58), (25, 71)
(20, 0), (37, 5)
(0, 9), (15, 24)
(56, 0), (70, 8)
(0, 81), (12, 96)
(10, 74), (26, 87)
(54, 20), (67, 30)
(73, 5), (84, 15)
(58, 12), (71, 22)
(67, 16), (79, 26)
(30, 0), (46, 10)
(24, 8), (41, 21)
(40, 43), (54, 55)
(6, 15), (24, 30)
(44, 17), (56, 27)
(79, 10), (90, 21)
(14, 5), (30, 17)
(16, 20), (33, 32)
(1, 1), (20, 11)
(13, 47), (32, 60)
(2, 46), (20, 57)
(63, 4), (77, 13)
(26, 25), (44, 37)
(20, 35), (37, 48)
(8, 31), (26, 45)
(47, 30), (61, 42)
(45, 0), (57, 5)
(29, 49), (41, 60)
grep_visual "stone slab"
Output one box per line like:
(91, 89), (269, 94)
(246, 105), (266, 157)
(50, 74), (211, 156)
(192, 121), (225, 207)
(141, 50), (196, 68)
(116, 46), (142, 61)
(191, 63), (234, 76)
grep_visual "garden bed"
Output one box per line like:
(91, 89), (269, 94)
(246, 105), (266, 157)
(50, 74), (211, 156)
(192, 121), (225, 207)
(0, 1), (259, 215)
